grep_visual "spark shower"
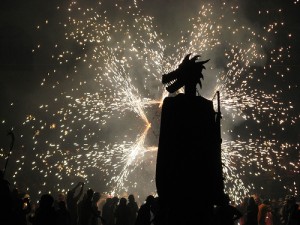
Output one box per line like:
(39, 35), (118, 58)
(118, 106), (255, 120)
(1, 0), (299, 202)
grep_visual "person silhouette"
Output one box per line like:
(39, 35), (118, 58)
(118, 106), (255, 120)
(126, 194), (139, 225)
(66, 182), (84, 225)
(135, 195), (155, 225)
(77, 188), (94, 225)
(0, 170), (12, 224)
(214, 193), (243, 225)
(29, 193), (58, 225)
(115, 197), (129, 225)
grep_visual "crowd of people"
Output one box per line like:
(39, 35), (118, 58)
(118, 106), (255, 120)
(1, 170), (299, 225)
(0, 170), (159, 225)
(234, 194), (300, 225)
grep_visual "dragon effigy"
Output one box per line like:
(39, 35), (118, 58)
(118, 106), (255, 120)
(162, 53), (210, 96)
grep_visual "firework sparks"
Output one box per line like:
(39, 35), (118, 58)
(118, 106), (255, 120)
(1, 0), (299, 202)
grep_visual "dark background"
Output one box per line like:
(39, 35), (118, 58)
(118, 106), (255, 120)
(0, 0), (299, 202)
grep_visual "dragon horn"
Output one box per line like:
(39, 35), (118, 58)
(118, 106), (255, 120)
(198, 59), (210, 64)
(190, 55), (201, 62)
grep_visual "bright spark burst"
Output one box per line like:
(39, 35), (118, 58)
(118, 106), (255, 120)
(2, 1), (299, 202)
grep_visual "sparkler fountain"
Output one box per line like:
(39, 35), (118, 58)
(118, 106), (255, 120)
(156, 53), (224, 225)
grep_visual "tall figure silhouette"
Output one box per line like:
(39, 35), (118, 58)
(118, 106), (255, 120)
(156, 53), (224, 225)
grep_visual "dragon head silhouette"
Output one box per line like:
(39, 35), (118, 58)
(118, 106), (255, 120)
(162, 53), (209, 94)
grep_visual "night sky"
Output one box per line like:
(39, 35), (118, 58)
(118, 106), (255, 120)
(0, 0), (299, 202)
